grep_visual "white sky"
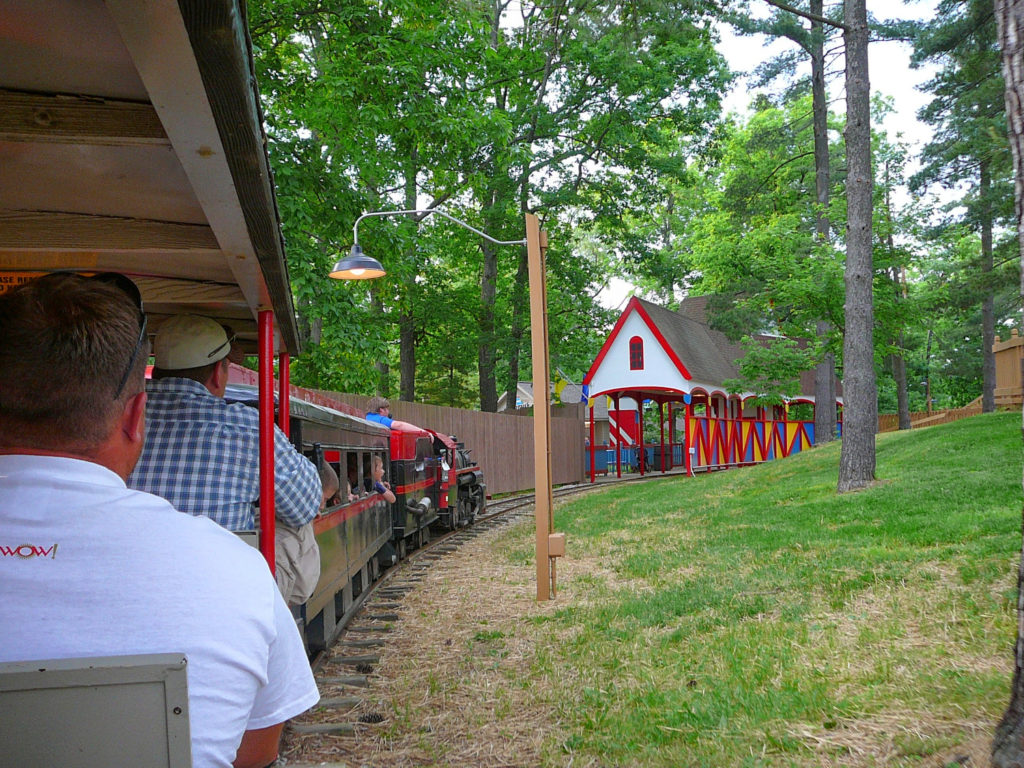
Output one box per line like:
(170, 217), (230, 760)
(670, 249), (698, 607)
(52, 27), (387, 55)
(596, 0), (941, 311)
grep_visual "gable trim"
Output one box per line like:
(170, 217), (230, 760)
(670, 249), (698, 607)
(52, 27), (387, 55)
(632, 301), (692, 379)
(583, 297), (693, 384)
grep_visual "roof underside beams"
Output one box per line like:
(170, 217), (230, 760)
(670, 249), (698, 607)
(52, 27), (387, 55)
(0, 0), (300, 355)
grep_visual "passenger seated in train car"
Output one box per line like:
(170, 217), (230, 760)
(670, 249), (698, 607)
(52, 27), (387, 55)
(364, 454), (397, 504)
(0, 274), (319, 768)
(275, 463), (335, 607)
(347, 454), (363, 497)
(320, 461), (342, 508)
(128, 314), (321, 533)
(365, 395), (423, 432)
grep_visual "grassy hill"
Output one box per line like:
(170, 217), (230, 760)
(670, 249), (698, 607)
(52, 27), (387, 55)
(523, 412), (1022, 766)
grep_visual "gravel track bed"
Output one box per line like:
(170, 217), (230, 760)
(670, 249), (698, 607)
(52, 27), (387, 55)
(280, 506), (565, 767)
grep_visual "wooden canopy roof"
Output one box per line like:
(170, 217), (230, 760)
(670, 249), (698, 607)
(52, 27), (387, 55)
(0, 0), (300, 355)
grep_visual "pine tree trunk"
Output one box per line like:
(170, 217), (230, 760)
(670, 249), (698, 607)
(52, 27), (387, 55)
(811, 0), (837, 445)
(991, 1), (1024, 764)
(982, 158), (997, 413)
(399, 310), (415, 401)
(891, 344), (911, 430)
(837, 0), (877, 493)
(504, 186), (532, 413)
(478, 236), (498, 412)
(400, 163), (418, 402)
(371, 291), (389, 395)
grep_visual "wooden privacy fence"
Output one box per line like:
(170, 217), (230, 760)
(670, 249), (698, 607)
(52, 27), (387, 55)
(877, 401), (983, 433)
(313, 391), (585, 496)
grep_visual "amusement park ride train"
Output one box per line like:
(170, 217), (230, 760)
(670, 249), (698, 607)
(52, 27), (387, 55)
(224, 380), (486, 652)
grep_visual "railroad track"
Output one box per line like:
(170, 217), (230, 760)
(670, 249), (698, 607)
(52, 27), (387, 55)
(285, 471), (677, 744)
(288, 507), (532, 740)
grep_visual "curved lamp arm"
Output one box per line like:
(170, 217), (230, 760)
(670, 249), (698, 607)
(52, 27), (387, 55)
(353, 208), (527, 247)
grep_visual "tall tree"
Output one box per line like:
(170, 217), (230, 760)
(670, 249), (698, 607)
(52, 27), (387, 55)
(683, 95), (845, 349)
(836, 0), (877, 492)
(912, 0), (1014, 414)
(250, 0), (726, 411)
(809, 0), (838, 443)
(249, 0), (495, 397)
(729, 0), (841, 442)
(992, 1), (1024, 764)
(469, 0), (728, 411)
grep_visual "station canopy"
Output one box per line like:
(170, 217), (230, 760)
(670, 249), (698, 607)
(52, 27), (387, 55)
(583, 296), (842, 410)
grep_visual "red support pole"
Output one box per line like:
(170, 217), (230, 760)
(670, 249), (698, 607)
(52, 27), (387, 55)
(637, 394), (645, 476)
(811, 400), (817, 446)
(684, 399), (693, 477)
(589, 404), (596, 484)
(667, 401), (674, 470)
(615, 394), (622, 478)
(277, 351), (290, 438)
(258, 310), (275, 573)
(658, 400), (665, 473)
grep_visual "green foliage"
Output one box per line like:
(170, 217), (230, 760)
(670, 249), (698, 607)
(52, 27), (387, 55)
(666, 94), (845, 389)
(723, 335), (816, 405)
(249, 0), (729, 407)
(905, 0), (1018, 411)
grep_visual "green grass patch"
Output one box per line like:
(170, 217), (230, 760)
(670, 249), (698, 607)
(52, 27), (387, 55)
(524, 412), (1021, 766)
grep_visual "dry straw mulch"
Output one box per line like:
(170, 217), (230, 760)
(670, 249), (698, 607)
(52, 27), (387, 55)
(281, 511), (568, 767)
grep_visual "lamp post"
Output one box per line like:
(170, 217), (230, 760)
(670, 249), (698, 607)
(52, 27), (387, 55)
(330, 208), (561, 601)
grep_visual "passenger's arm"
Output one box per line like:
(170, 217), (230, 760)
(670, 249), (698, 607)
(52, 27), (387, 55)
(374, 481), (397, 504)
(389, 419), (421, 432)
(272, 425), (321, 526)
(238, 574), (319, 766)
(233, 723), (284, 768)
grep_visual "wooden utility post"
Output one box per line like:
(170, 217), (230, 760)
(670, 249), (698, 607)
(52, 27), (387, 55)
(527, 213), (561, 600)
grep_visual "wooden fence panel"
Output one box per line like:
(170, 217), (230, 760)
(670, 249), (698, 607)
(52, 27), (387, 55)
(877, 402), (983, 433)
(310, 391), (584, 496)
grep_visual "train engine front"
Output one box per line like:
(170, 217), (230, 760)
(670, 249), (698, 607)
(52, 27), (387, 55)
(431, 433), (486, 530)
(387, 426), (441, 557)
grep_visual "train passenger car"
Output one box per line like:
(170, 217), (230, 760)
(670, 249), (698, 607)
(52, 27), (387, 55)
(225, 384), (393, 652)
(224, 368), (488, 651)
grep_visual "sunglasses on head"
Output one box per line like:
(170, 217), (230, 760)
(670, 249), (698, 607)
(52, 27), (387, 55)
(90, 273), (147, 399)
(206, 333), (237, 361)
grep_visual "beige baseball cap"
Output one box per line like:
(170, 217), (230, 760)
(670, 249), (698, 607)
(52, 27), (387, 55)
(154, 314), (232, 370)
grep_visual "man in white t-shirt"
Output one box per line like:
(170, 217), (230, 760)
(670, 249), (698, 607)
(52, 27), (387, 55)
(0, 273), (319, 768)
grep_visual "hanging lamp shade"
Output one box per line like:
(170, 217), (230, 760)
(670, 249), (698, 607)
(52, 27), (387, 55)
(329, 244), (386, 280)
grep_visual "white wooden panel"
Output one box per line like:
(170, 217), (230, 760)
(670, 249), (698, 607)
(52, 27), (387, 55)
(588, 312), (688, 395)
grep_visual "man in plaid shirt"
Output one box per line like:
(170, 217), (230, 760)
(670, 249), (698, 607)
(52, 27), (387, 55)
(128, 315), (320, 532)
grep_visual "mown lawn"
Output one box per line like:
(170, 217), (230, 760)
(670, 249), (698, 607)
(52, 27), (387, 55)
(509, 412), (1022, 767)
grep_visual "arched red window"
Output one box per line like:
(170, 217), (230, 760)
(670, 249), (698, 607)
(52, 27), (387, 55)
(629, 336), (644, 370)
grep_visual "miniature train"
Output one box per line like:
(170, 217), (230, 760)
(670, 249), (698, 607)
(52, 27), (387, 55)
(225, 384), (486, 653)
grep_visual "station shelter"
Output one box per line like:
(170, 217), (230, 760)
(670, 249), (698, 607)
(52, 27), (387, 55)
(582, 296), (843, 482)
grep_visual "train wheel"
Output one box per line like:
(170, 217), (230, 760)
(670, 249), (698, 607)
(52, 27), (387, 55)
(398, 539), (407, 560)
(419, 526), (430, 547)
